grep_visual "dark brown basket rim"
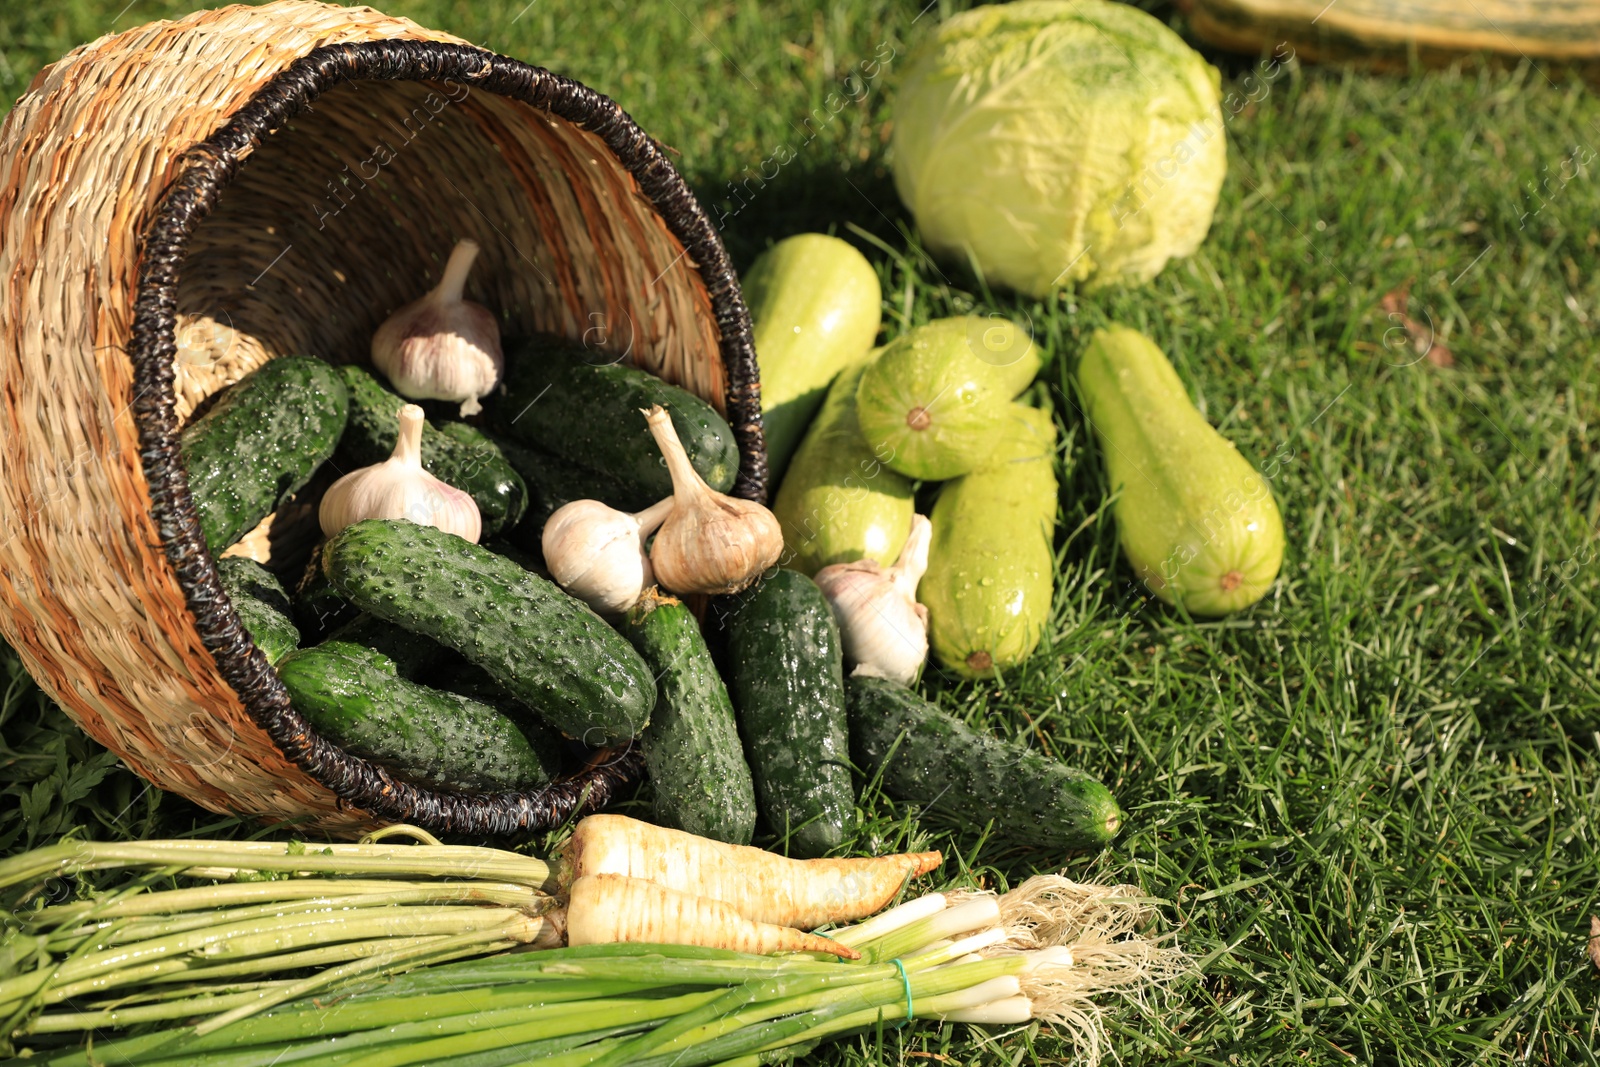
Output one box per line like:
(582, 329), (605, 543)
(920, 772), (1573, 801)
(128, 38), (766, 836)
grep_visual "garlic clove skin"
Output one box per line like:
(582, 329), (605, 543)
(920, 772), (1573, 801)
(816, 514), (932, 686)
(542, 497), (673, 615)
(371, 239), (504, 417)
(642, 405), (782, 596)
(319, 404), (483, 543)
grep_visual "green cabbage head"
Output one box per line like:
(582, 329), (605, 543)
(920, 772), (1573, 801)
(893, 0), (1227, 296)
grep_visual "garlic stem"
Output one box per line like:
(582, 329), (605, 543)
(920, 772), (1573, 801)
(644, 405), (782, 596)
(433, 239), (478, 305)
(393, 404), (425, 466)
(633, 496), (675, 534)
(889, 514), (932, 596)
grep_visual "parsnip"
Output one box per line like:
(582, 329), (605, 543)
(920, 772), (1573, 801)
(563, 815), (940, 930)
(564, 874), (860, 959)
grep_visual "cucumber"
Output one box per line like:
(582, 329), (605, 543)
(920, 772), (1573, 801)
(181, 357), (348, 553)
(338, 366), (527, 536)
(744, 234), (882, 481)
(773, 359), (914, 575)
(328, 614), (455, 679)
(496, 438), (629, 547)
(322, 519), (655, 745)
(277, 642), (556, 791)
(430, 662), (568, 776)
(922, 404), (1058, 677)
(489, 336), (740, 511)
(621, 591), (757, 844)
(846, 676), (1122, 850)
(1077, 326), (1285, 615)
(719, 569), (854, 857)
(214, 558), (300, 664)
(854, 317), (1042, 481)
(292, 542), (359, 640)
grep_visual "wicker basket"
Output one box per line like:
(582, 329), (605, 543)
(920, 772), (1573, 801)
(0, 2), (765, 837)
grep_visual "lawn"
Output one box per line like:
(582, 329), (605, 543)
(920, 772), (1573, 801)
(3, 1), (1599, 1064)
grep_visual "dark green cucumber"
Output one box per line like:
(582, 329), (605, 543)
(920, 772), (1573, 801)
(338, 366), (527, 536)
(322, 519), (655, 745)
(181, 357), (348, 553)
(214, 558), (300, 664)
(846, 676), (1122, 850)
(277, 642), (556, 791)
(496, 439), (628, 546)
(720, 569), (854, 857)
(293, 542), (359, 640)
(489, 336), (740, 511)
(329, 614), (455, 680)
(622, 592), (757, 844)
(433, 662), (567, 773)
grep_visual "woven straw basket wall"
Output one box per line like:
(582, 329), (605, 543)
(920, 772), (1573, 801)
(0, 2), (764, 836)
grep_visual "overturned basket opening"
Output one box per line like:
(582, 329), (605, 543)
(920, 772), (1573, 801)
(127, 38), (765, 836)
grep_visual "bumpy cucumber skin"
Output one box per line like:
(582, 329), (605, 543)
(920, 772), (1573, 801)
(846, 676), (1121, 850)
(622, 595), (758, 844)
(922, 403), (1058, 678)
(744, 234), (883, 481)
(277, 642), (554, 791)
(854, 317), (1043, 481)
(181, 357), (349, 554)
(338, 366), (527, 536)
(773, 360), (914, 576)
(720, 569), (855, 857)
(489, 336), (739, 511)
(1077, 326), (1285, 616)
(214, 558), (300, 665)
(432, 662), (567, 779)
(322, 519), (655, 745)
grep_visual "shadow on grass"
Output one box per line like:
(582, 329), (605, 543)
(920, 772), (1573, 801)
(684, 155), (905, 273)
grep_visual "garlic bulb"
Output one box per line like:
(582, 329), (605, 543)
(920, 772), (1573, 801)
(542, 497), (674, 614)
(814, 514), (931, 686)
(644, 405), (782, 595)
(371, 239), (503, 416)
(319, 404), (482, 542)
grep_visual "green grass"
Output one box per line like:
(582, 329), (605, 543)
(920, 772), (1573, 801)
(4, 1), (1600, 1064)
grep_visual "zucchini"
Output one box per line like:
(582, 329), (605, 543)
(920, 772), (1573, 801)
(214, 558), (300, 665)
(621, 591), (758, 844)
(922, 404), (1058, 677)
(1077, 325), (1284, 615)
(854, 317), (1042, 481)
(181, 357), (348, 554)
(719, 568), (854, 857)
(338, 366), (527, 536)
(322, 519), (655, 745)
(772, 359), (914, 575)
(277, 641), (557, 791)
(489, 336), (740, 512)
(744, 234), (882, 480)
(846, 676), (1122, 850)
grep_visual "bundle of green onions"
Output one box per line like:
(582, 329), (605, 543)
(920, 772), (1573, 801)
(1, 820), (1186, 1065)
(0, 826), (564, 1043)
